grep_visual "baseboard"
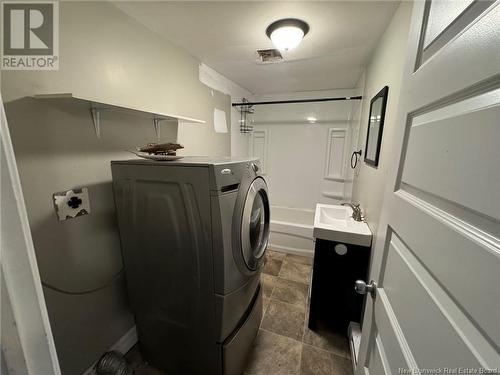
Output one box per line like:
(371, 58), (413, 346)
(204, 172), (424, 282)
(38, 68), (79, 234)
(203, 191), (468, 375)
(267, 244), (314, 258)
(82, 326), (138, 375)
(110, 326), (138, 354)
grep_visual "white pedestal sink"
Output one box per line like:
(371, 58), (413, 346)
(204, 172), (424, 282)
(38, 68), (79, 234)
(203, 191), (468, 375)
(313, 204), (372, 246)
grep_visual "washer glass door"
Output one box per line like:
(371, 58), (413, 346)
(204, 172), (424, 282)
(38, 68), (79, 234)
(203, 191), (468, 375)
(241, 178), (270, 270)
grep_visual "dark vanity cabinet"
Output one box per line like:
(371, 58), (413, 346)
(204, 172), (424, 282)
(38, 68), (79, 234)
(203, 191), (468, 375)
(308, 238), (371, 332)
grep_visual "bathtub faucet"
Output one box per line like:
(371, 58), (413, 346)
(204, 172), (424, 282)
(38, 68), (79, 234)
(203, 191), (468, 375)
(341, 203), (363, 222)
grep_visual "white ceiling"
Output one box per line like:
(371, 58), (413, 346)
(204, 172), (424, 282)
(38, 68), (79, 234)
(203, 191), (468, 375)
(116, 1), (400, 95)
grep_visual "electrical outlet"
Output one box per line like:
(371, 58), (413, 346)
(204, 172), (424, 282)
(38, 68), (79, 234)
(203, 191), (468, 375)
(53, 188), (90, 221)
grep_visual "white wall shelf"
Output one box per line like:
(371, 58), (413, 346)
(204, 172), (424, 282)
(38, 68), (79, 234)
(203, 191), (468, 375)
(33, 93), (205, 139)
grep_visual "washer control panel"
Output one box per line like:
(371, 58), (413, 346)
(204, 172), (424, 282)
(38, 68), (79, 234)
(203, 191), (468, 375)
(211, 159), (261, 192)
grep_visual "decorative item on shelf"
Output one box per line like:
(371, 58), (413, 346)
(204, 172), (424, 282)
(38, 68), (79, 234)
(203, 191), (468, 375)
(138, 142), (184, 155)
(351, 150), (362, 169)
(128, 142), (185, 161)
(237, 98), (254, 133)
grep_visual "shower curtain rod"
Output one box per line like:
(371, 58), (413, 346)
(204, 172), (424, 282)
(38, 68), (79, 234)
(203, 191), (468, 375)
(232, 95), (362, 107)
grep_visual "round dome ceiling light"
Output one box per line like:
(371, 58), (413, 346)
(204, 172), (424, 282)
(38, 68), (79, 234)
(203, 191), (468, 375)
(266, 18), (309, 51)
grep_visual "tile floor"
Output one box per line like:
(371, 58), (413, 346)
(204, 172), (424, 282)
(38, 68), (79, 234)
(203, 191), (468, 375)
(125, 250), (353, 375)
(244, 250), (353, 375)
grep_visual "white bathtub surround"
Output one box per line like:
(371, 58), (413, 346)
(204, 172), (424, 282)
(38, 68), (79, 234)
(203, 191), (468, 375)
(250, 89), (362, 211)
(268, 206), (315, 257)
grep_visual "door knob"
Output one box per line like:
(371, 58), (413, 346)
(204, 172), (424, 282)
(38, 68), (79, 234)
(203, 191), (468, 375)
(355, 280), (377, 298)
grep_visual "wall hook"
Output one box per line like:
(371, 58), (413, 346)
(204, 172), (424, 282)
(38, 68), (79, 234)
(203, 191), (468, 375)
(351, 150), (362, 169)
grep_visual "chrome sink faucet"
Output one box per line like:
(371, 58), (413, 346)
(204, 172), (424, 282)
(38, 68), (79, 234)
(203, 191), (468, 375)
(341, 203), (364, 222)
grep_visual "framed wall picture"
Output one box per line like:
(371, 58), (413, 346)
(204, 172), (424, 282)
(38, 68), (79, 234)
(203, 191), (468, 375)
(364, 86), (389, 167)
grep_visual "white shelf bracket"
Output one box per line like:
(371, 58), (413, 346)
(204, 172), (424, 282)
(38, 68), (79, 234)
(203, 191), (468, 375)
(153, 117), (162, 140)
(90, 106), (101, 138)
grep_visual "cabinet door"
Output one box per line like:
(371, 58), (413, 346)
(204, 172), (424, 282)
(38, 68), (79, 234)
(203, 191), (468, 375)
(310, 239), (370, 330)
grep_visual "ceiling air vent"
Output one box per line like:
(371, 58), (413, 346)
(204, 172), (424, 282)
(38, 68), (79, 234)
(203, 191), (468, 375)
(256, 48), (283, 64)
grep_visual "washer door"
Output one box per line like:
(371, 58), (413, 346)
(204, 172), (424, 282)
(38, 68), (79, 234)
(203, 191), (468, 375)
(241, 177), (270, 271)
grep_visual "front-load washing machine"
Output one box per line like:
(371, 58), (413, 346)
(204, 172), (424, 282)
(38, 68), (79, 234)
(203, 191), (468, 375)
(111, 157), (270, 375)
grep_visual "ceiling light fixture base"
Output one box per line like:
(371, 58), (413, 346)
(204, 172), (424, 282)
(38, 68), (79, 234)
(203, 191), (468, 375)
(266, 18), (310, 51)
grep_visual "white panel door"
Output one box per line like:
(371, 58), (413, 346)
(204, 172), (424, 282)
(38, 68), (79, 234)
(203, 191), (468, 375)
(1, 95), (61, 374)
(356, 1), (500, 374)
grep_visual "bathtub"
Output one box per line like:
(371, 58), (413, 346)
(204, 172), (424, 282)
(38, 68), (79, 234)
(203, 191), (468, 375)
(267, 206), (315, 257)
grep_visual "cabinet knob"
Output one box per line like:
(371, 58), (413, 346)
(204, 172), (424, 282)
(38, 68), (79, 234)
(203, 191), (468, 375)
(354, 280), (377, 298)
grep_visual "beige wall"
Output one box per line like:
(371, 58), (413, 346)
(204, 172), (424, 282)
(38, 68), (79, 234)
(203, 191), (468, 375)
(2, 1), (232, 156)
(1, 2), (231, 374)
(351, 2), (412, 236)
(198, 63), (254, 157)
